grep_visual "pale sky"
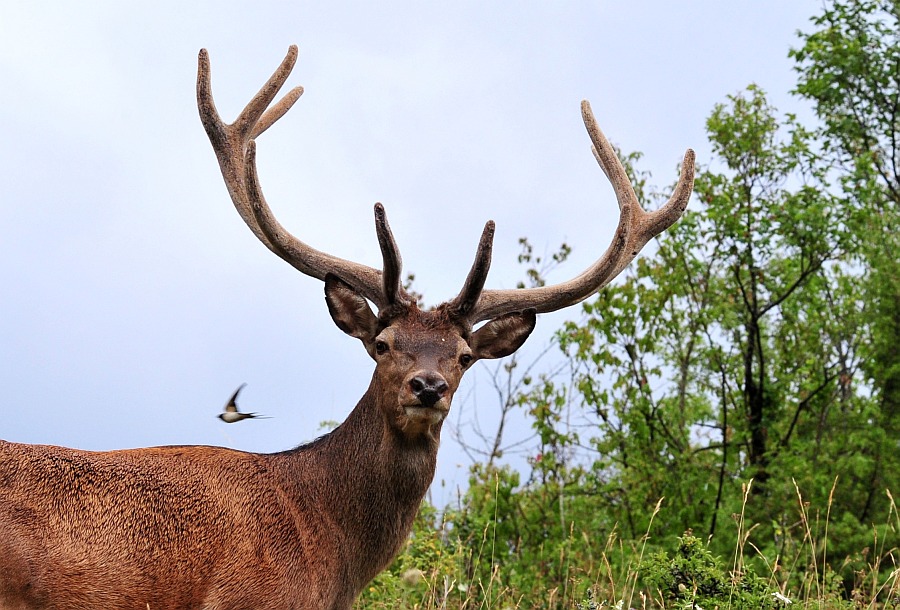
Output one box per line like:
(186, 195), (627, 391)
(0, 1), (820, 505)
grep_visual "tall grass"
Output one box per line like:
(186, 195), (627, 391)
(356, 480), (900, 609)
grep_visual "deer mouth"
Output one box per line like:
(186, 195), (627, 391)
(402, 404), (448, 425)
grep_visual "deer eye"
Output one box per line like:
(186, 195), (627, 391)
(374, 340), (390, 356)
(459, 353), (474, 368)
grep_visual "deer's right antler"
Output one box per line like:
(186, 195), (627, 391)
(451, 101), (695, 325)
(197, 46), (400, 309)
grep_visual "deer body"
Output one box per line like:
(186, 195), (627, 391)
(0, 45), (694, 609)
(0, 384), (436, 610)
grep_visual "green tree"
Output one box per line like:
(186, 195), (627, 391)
(589, 88), (813, 492)
(791, 0), (900, 431)
(550, 82), (895, 584)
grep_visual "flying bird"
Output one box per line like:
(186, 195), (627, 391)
(218, 383), (270, 423)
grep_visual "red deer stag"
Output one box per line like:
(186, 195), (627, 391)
(0, 45), (694, 610)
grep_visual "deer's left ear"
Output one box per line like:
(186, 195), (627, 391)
(470, 309), (536, 360)
(325, 275), (379, 353)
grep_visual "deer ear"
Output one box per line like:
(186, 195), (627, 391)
(470, 309), (536, 360)
(325, 275), (379, 350)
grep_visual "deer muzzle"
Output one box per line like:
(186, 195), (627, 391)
(408, 373), (448, 409)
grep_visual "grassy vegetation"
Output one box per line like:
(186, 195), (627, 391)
(356, 479), (900, 609)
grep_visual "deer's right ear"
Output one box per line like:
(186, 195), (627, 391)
(325, 275), (379, 353)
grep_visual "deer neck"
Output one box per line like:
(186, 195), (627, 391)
(324, 381), (441, 501)
(275, 377), (441, 579)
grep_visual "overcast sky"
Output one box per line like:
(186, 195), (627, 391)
(0, 1), (820, 505)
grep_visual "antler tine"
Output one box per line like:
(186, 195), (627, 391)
(582, 101), (637, 213)
(252, 86), (304, 140)
(234, 45), (298, 138)
(374, 203), (407, 307)
(196, 49), (224, 143)
(198, 46), (388, 309)
(447, 221), (495, 320)
(464, 100), (695, 324)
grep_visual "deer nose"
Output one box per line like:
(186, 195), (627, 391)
(409, 374), (449, 408)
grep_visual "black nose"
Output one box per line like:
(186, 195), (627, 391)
(409, 374), (449, 408)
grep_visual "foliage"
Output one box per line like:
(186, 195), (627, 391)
(541, 82), (898, 581)
(641, 533), (777, 609)
(791, 0), (900, 432)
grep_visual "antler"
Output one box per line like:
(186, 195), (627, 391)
(198, 46), (693, 322)
(197, 45), (399, 309)
(455, 101), (695, 324)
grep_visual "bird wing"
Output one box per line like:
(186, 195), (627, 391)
(224, 383), (248, 413)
